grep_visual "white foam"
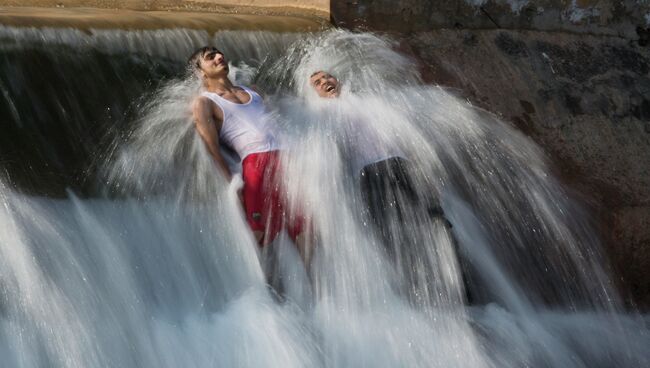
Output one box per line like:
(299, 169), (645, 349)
(0, 27), (648, 367)
(564, 0), (601, 23)
(464, 0), (530, 13)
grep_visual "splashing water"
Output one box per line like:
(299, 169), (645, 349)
(0, 27), (648, 367)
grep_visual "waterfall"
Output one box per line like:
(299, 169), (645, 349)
(0, 26), (648, 367)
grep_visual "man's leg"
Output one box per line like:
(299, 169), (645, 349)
(294, 232), (314, 270)
(242, 152), (273, 246)
(253, 231), (264, 244)
(360, 158), (415, 251)
(287, 204), (315, 270)
(360, 158), (465, 304)
(387, 158), (452, 229)
(386, 159), (470, 304)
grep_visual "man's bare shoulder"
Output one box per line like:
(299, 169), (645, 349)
(192, 95), (212, 110)
(193, 95), (218, 113)
(192, 95), (224, 123)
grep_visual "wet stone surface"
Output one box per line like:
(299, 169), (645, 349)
(331, 0), (650, 39)
(402, 28), (650, 308)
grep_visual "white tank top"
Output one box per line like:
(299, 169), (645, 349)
(201, 86), (279, 160)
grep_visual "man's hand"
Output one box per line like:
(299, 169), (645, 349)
(229, 174), (245, 208)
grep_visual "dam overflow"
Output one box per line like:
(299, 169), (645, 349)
(0, 25), (648, 367)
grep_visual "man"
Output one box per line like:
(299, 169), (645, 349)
(189, 46), (309, 260)
(308, 71), (465, 306)
(308, 71), (449, 244)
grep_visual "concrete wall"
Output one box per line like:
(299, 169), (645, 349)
(0, 5), (327, 32)
(0, 0), (330, 16)
(2, 0), (648, 36)
(195, 0), (328, 11)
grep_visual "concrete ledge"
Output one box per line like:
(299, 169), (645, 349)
(0, 0), (329, 14)
(0, 6), (328, 32)
(0, 1), (330, 24)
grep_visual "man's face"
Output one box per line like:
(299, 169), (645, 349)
(310, 71), (340, 98)
(198, 49), (229, 78)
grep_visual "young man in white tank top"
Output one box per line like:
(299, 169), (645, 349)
(189, 46), (310, 262)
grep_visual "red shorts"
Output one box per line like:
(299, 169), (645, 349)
(242, 150), (305, 246)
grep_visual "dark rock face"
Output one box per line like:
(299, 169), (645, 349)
(495, 32), (529, 57)
(380, 26), (650, 308)
(405, 30), (650, 205)
(331, 0), (650, 39)
(639, 26), (650, 47)
(609, 207), (650, 307)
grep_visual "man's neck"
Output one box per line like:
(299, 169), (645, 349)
(204, 76), (235, 93)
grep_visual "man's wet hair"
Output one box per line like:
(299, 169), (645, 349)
(310, 71), (339, 79)
(188, 46), (221, 71)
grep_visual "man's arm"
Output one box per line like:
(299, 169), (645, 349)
(192, 96), (233, 181)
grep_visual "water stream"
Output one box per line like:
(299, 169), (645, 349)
(0, 26), (648, 367)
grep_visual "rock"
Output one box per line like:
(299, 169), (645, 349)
(406, 30), (650, 206)
(399, 28), (650, 308)
(607, 207), (650, 309)
(331, 0), (650, 38)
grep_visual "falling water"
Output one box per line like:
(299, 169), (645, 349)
(0, 25), (648, 368)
